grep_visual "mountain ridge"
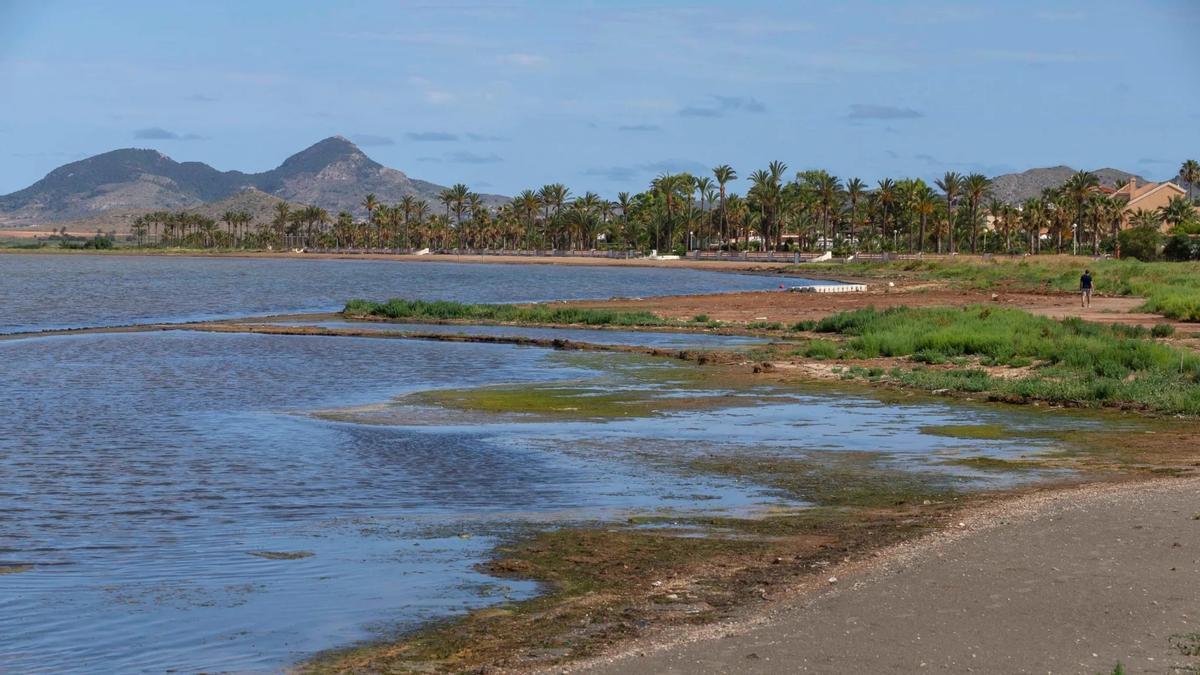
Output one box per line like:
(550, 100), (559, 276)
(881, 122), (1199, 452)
(0, 136), (507, 227)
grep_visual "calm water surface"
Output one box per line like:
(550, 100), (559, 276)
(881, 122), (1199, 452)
(0, 258), (1111, 673)
(0, 254), (799, 333)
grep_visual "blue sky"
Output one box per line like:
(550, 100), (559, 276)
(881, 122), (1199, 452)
(1, 0), (1197, 197)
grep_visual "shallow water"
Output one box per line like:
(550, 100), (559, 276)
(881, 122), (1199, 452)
(0, 258), (1118, 672)
(0, 254), (800, 333)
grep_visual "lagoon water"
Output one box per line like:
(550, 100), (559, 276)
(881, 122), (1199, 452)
(0, 254), (797, 334)
(0, 255), (1106, 672)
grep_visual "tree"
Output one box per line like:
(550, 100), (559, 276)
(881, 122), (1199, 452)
(651, 173), (691, 252)
(914, 183), (938, 253)
(693, 176), (714, 249)
(1160, 195), (1196, 232)
(1180, 159), (1200, 202)
(361, 193), (379, 247)
(1063, 170), (1100, 253)
(845, 177), (866, 249)
(712, 165), (736, 248)
(1118, 223), (1161, 261)
(875, 178), (897, 251)
(935, 172), (963, 253)
(962, 173), (991, 254)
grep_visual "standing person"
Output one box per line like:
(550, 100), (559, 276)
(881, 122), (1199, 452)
(1080, 268), (1093, 308)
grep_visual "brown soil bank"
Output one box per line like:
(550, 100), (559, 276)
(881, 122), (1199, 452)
(571, 476), (1200, 675)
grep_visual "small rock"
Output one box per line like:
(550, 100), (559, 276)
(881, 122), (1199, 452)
(651, 581), (663, 587)
(665, 593), (679, 601)
(828, 576), (838, 584)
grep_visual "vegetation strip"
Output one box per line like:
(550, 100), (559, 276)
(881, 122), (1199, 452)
(344, 298), (673, 327)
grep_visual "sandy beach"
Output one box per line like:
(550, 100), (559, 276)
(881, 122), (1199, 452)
(569, 476), (1200, 674)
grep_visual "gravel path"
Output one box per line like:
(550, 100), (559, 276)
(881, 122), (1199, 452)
(571, 478), (1200, 675)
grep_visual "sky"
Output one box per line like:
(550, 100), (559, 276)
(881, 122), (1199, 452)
(1, 0), (1198, 198)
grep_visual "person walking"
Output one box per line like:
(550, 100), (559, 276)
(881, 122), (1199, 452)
(1080, 268), (1093, 308)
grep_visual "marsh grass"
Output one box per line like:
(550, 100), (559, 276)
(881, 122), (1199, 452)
(344, 298), (670, 327)
(810, 305), (1200, 414)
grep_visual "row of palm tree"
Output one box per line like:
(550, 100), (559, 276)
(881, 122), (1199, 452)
(130, 159), (1199, 255)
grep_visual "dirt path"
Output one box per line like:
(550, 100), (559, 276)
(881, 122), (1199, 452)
(569, 477), (1200, 675)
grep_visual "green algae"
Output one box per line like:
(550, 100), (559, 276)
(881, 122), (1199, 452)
(412, 383), (744, 420)
(689, 451), (963, 509)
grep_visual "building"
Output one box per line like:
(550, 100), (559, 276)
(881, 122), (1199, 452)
(1106, 178), (1189, 231)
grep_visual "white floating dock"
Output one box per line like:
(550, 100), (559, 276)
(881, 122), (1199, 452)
(788, 284), (867, 293)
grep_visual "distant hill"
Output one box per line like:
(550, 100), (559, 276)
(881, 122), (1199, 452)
(44, 188), (301, 234)
(0, 136), (507, 227)
(988, 166), (1145, 204)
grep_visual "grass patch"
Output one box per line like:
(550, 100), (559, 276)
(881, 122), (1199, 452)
(344, 298), (670, 327)
(811, 305), (1200, 414)
(801, 339), (840, 360)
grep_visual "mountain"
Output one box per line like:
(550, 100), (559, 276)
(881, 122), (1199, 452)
(988, 166), (1144, 204)
(46, 188), (301, 234)
(0, 136), (507, 227)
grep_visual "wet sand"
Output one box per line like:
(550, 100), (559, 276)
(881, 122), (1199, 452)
(571, 476), (1200, 674)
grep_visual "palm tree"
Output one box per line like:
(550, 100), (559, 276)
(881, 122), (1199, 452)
(271, 202), (291, 246)
(712, 165), (736, 249)
(1129, 208), (1163, 230)
(845, 178), (866, 250)
(361, 193), (379, 247)
(1160, 195), (1195, 231)
(651, 173), (690, 252)
(914, 184), (938, 253)
(615, 191), (632, 248)
(220, 210), (238, 247)
(1063, 170), (1100, 253)
(693, 176), (714, 249)
(935, 172), (963, 253)
(1180, 159), (1200, 202)
(987, 198), (1007, 253)
(963, 173), (991, 253)
(875, 178), (898, 252)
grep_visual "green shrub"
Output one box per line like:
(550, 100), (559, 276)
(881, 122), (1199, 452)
(1151, 323), (1176, 338)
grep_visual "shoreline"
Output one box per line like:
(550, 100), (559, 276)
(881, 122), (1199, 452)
(0, 247), (827, 277)
(565, 473), (1200, 674)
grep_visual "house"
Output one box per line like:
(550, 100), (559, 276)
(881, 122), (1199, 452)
(1108, 178), (1189, 230)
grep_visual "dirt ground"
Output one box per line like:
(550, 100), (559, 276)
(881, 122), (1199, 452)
(569, 476), (1200, 675)
(570, 284), (1195, 331)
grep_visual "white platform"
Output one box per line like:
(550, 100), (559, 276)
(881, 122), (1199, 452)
(788, 284), (867, 293)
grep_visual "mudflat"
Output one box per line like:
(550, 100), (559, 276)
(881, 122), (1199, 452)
(572, 477), (1200, 675)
